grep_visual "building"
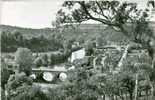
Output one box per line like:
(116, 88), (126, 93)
(70, 48), (86, 63)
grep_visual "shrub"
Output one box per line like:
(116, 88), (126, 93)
(33, 57), (43, 67)
(49, 52), (69, 65)
(15, 48), (34, 76)
(41, 54), (49, 66)
(1, 61), (12, 89)
(6, 72), (33, 99)
(6, 78), (49, 100)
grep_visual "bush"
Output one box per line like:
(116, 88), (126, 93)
(15, 48), (34, 75)
(33, 57), (43, 67)
(46, 66), (99, 100)
(49, 52), (70, 65)
(6, 72), (33, 99)
(85, 41), (95, 56)
(1, 88), (6, 100)
(41, 54), (48, 66)
(7, 82), (49, 100)
(1, 61), (12, 89)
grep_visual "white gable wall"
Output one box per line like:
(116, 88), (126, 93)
(70, 48), (85, 63)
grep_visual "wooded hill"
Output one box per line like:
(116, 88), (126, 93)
(0, 24), (129, 42)
(1, 22), (154, 52)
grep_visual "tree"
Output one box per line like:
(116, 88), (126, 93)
(63, 40), (72, 52)
(96, 34), (103, 47)
(41, 54), (49, 66)
(55, 1), (143, 34)
(53, 1), (155, 99)
(57, 65), (99, 100)
(33, 57), (43, 67)
(6, 72), (32, 99)
(5, 71), (49, 100)
(117, 50), (154, 100)
(54, 0), (155, 63)
(1, 61), (12, 89)
(54, 1), (155, 99)
(85, 40), (95, 56)
(15, 48), (34, 76)
(11, 30), (24, 43)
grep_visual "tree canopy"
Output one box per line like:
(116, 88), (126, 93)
(15, 48), (34, 75)
(55, 1), (154, 42)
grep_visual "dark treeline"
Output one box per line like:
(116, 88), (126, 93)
(1, 31), (63, 52)
(34, 51), (71, 67)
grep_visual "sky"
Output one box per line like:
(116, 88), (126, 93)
(0, 0), (154, 29)
(0, 0), (64, 28)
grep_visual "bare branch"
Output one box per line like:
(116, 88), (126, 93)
(78, 1), (118, 26)
(95, 1), (109, 20)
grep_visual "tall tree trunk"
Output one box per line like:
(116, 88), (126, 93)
(119, 90), (125, 100)
(115, 95), (118, 100)
(146, 73), (155, 100)
(134, 73), (139, 100)
(150, 83), (155, 100)
(150, 42), (155, 100)
(93, 57), (98, 69)
(146, 90), (149, 100)
(125, 93), (128, 100)
(129, 92), (133, 100)
(102, 94), (105, 100)
(151, 57), (155, 68)
(117, 44), (130, 71)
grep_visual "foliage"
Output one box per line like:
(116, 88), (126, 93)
(1, 30), (63, 52)
(53, 1), (155, 99)
(85, 40), (95, 56)
(6, 72), (32, 98)
(1, 88), (6, 100)
(1, 61), (12, 89)
(41, 65), (99, 100)
(15, 48), (33, 75)
(41, 54), (49, 66)
(55, 1), (140, 30)
(33, 57), (43, 67)
(49, 52), (70, 65)
(55, 0), (155, 56)
(5, 72), (49, 100)
(1, 1), (155, 100)
(1, 23), (134, 53)
(63, 39), (72, 50)
(33, 51), (71, 67)
(96, 34), (104, 47)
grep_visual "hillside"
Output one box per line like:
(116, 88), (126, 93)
(1, 23), (154, 52)
(0, 25), (54, 39)
(0, 24), (129, 42)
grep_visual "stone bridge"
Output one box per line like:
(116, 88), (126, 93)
(31, 67), (68, 82)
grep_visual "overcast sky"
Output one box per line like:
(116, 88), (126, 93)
(0, 0), (153, 29)
(0, 0), (64, 28)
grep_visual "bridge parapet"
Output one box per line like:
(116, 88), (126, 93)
(31, 67), (68, 83)
(32, 68), (67, 73)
